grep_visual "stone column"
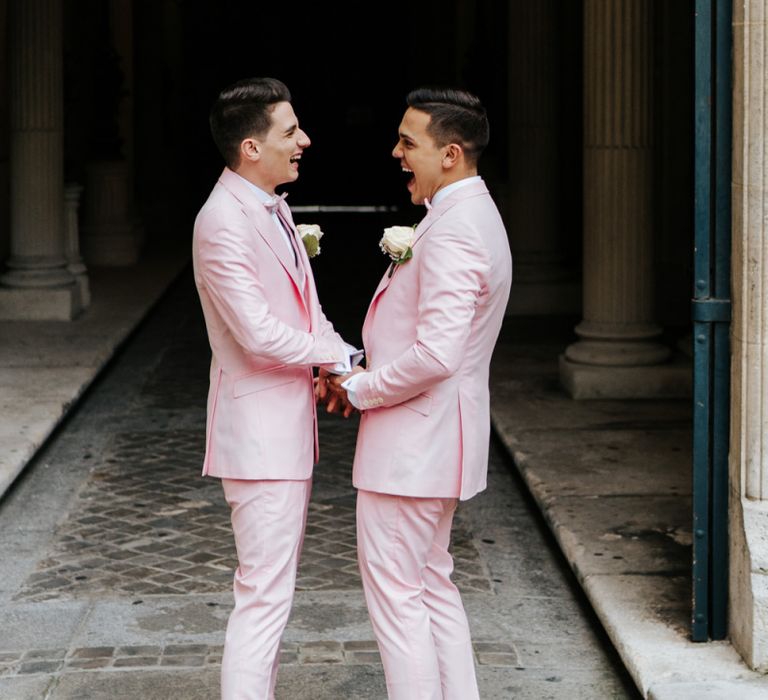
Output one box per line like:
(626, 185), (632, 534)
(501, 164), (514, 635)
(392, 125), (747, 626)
(559, 0), (688, 398)
(0, 0), (81, 320)
(81, 160), (139, 265)
(505, 0), (579, 315)
(81, 0), (140, 266)
(729, 0), (768, 672)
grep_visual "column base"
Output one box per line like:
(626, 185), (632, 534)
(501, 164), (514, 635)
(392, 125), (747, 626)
(559, 354), (691, 399)
(506, 279), (582, 315)
(0, 284), (82, 320)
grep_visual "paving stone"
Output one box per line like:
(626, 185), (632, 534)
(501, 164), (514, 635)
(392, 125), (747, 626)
(23, 648), (67, 660)
(342, 641), (379, 651)
(113, 656), (158, 668)
(163, 644), (208, 655)
(71, 647), (114, 659)
(18, 660), (62, 674)
(65, 658), (112, 670)
(345, 651), (382, 665)
(159, 655), (206, 667)
(299, 641), (344, 664)
(116, 645), (162, 657)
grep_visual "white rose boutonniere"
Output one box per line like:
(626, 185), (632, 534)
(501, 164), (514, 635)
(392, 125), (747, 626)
(296, 224), (324, 258)
(380, 225), (415, 276)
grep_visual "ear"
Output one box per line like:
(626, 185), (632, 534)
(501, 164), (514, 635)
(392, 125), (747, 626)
(442, 143), (463, 169)
(240, 137), (261, 164)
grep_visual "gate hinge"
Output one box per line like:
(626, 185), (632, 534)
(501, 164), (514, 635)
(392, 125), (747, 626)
(691, 298), (731, 322)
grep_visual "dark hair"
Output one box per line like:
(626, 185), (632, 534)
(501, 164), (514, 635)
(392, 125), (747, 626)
(209, 77), (291, 169)
(406, 87), (489, 164)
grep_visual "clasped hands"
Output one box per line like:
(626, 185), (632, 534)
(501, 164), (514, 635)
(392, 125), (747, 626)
(314, 366), (364, 418)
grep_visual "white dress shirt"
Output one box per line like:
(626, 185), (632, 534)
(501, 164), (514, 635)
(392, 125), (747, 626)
(235, 174), (297, 258)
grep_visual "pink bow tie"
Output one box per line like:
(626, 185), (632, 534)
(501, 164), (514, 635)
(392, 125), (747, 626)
(423, 198), (432, 211)
(264, 192), (288, 213)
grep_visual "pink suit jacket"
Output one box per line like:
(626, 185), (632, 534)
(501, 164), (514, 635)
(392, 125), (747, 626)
(192, 167), (346, 480)
(352, 180), (512, 501)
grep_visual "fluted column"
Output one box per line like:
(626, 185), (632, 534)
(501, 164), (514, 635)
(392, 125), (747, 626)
(559, 0), (687, 398)
(81, 0), (140, 266)
(505, 0), (578, 315)
(730, 0), (768, 671)
(0, 0), (81, 319)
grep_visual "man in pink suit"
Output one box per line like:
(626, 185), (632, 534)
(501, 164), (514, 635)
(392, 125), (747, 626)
(192, 77), (352, 700)
(331, 88), (512, 699)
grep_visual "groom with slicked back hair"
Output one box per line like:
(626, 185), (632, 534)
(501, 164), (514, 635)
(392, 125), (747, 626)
(193, 77), (354, 700)
(329, 86), (512, 699)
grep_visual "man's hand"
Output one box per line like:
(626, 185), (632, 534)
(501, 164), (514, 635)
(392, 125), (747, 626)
(325, 366), (365, 418)
(316, 367), (358, 418)
(315, 367), (331, 403)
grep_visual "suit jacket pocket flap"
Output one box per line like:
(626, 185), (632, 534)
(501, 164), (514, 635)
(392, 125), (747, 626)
(402, 392), (433, 417)
(233, 366), (294, 397)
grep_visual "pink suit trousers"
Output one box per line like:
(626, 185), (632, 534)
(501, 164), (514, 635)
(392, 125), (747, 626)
(356, 490), (480, 700)
(220, 478), (311, 700)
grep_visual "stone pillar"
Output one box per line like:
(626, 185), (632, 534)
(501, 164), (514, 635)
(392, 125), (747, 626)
(64, 183), (90, 309)
(559, 0), (688, 398)
(0, 0), (81, 320)
(81, 0), (140, 266)
(729, 0), (768, 672)
(81, 160), (139, 265)
(505, 0), (579, 315)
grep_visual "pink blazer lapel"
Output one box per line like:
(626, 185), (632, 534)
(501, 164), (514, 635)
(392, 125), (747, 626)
(218, 168), (307, 304)
(361, 180), (491, 345)
(362, 211), (434, 341)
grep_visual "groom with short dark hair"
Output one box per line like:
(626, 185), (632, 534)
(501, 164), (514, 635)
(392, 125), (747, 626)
(193, 77), (351, 700)
(330, 87), (512, 699)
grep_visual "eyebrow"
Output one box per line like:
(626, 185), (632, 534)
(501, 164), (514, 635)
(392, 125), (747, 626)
(399, 131), (415, 143)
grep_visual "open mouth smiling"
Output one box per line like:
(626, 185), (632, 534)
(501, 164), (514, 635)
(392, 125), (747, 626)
(402, 165), (415, 189)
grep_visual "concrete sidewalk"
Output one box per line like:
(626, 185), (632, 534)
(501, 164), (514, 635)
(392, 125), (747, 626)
(488, 319), (768, 699)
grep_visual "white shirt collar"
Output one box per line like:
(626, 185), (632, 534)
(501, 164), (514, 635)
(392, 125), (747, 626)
(234, 172), (275, 204)
(430, 175), (482, 208)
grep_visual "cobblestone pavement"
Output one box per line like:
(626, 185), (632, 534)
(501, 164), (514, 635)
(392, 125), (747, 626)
(0, 272), (639, 699)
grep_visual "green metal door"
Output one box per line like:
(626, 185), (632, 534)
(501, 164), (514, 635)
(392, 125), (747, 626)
(691, 0), (731, 642)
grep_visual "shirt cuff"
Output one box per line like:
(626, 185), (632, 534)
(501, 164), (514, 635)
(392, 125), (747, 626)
(327, 342), (364, 375)
(341, 372), (365, 410)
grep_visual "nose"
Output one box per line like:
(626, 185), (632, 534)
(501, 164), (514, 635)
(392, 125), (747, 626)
(392, 141), (402, 159)
(298, 129), (311, 148)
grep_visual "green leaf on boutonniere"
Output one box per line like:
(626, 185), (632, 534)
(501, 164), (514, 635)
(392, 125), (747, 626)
(395, 247), (413, 265)
(302, 234), (319, 258)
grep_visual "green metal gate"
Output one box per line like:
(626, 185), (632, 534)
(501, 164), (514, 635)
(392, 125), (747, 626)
(691, 0), (731, 642)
